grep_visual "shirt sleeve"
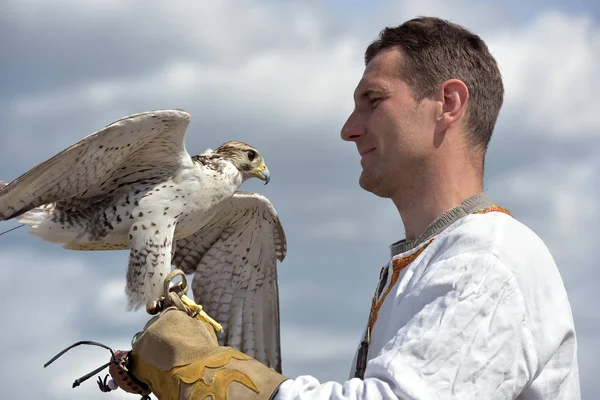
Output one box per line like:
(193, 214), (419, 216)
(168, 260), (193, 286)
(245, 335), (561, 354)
(273, 254), (538, 400)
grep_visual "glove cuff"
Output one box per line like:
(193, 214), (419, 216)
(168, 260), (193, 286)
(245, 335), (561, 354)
(130, 346), (287, 400)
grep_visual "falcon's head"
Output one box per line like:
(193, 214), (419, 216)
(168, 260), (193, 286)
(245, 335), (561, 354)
(215, 141), (270, 184)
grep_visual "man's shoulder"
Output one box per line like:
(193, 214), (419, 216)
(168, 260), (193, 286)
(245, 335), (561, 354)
(424, 209), (568, 310)
(395, 210), (579, 397)
(432, 209), (554, 265)
(430, 208), (578, 385)
(417, 209), (562, 294)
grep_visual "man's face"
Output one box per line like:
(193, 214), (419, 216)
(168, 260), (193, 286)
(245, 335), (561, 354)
(341, 48), (438, 199)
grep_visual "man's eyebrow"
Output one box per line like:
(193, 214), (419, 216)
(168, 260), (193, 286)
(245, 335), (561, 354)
(353, 86), (386, 108)
(361, 87), (385, 97)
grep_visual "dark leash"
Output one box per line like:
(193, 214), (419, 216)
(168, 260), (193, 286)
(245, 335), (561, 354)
(43, 338), (151, 399)
(42, 270), (207, 399)
(0, 224), (24, 237)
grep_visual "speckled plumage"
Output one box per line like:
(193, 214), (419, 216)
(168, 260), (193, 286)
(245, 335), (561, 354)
(0, 109), (286, 372)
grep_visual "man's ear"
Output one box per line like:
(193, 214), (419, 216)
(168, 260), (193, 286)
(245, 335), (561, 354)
(435, 79), (469, 133)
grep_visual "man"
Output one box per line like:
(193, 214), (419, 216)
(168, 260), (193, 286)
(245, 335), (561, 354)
(113, 17), (581, 399)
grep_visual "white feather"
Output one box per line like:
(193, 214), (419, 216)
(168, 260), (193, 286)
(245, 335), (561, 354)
(173, 191), (286, 372)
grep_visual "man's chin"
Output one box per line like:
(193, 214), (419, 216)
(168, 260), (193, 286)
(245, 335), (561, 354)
(359, 171), (389, 198)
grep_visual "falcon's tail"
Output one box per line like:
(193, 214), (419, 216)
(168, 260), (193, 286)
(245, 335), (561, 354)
(16, 204), (82, 245)
(16, 207), (47, 229)
(0, 179), (79, 244)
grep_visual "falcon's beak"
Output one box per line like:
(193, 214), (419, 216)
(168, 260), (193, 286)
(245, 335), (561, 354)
(254, 163), (270, 185)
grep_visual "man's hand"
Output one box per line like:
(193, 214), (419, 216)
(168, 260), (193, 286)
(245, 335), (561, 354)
(114, 269), (287, 400)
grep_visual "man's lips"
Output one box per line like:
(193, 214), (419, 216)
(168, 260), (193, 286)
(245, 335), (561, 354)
(359, 148), (376, 157)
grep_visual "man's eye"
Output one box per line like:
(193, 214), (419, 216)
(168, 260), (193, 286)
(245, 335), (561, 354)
(369, 97), (382, 107)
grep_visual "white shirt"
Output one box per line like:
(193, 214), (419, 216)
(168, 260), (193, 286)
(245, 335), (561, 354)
(274, 207), (580, 399)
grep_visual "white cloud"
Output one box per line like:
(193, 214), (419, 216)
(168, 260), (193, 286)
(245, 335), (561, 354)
(0, 248), (134, 399)
(0, 249), (87, 342)
(47, 352), (138, 400)
(1, 2), (599, 398)
(94, 278), (150, 326)
(9, 40), (362, 134)
(488, 11), (600, 137)
(7, 0), (363, 136)
(488, 154), (598, 278)
(393, 0), (513, 31)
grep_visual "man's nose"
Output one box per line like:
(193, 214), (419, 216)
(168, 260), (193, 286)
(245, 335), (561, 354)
(340, 111), (365, 142)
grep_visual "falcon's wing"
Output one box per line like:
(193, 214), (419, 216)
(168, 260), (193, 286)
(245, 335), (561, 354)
(172, 191), (287, 373)
(0, 109), (192, 220)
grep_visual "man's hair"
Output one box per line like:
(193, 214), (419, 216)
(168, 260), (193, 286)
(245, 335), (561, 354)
(365, 17), (504, 154)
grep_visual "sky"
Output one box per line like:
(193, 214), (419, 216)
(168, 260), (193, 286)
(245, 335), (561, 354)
(0, 0), (598, 398)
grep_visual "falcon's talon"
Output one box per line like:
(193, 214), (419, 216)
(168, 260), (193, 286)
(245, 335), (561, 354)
(97, 374), (112, 392)
(180, 294), (223, 333)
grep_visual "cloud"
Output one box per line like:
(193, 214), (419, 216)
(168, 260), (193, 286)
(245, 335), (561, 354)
(2, 0), (362, 126)
(487, 11), (600, 137)
(0, 1), (599, 399)
(281, 325), (359, 364)
(488, 152), (599, 276)
(0, 248), (118, 399)
(486, 138), (599, 398)
(8, 40), (362, 133)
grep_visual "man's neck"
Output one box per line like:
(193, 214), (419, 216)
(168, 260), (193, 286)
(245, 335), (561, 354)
(389, 191), (491, 256)
(392, 172), (483, 241)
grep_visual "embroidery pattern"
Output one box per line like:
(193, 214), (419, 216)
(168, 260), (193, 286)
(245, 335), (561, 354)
(367, 238), (434, 332)
(472, 204), (512, 216)
(355, 203), (512, 379)
(365, 204), (512, 335)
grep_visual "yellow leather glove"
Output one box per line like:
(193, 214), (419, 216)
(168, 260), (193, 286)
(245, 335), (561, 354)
(119, 270), (287, 400)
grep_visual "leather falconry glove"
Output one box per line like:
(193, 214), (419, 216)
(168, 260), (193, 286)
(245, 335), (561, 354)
(44, 269), (287, 400)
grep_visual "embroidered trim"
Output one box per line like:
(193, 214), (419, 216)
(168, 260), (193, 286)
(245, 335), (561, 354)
(354, 203), (512, 380)
(366, 204), (511, 334)
(367, 238), (434, 332)
(472, 204), (512, 216)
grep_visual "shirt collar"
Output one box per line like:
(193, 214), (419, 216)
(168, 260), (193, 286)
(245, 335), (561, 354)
(389, 192), (492, 257)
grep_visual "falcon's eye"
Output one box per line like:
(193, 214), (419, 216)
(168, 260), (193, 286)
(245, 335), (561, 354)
(247, 150), (256, 161)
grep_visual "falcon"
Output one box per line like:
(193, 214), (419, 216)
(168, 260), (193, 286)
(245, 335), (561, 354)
(0, 109), (286, 372)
